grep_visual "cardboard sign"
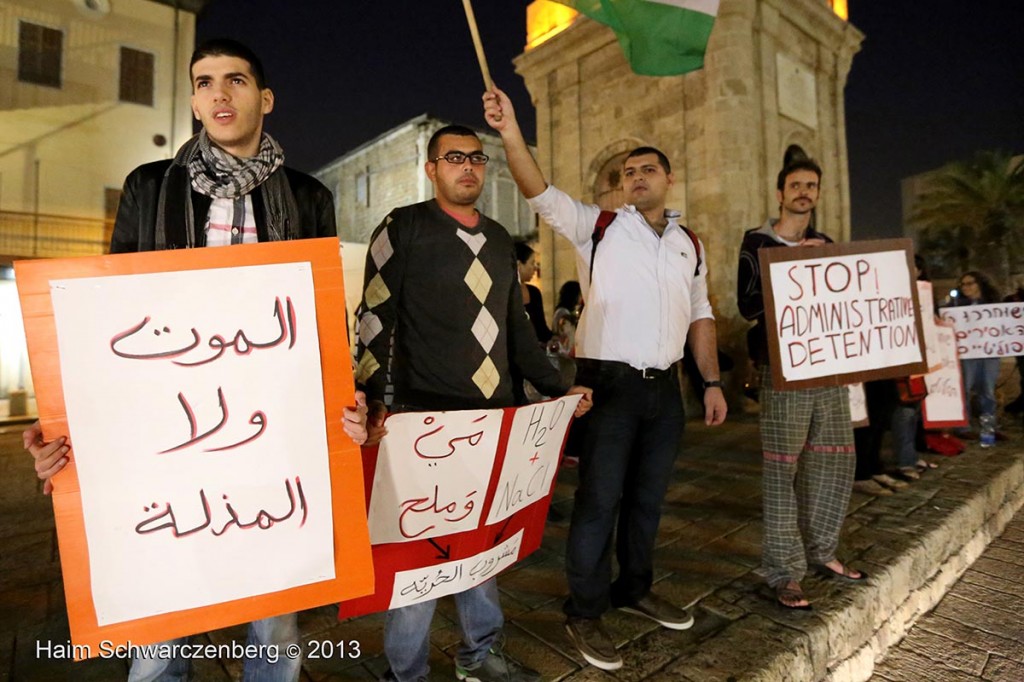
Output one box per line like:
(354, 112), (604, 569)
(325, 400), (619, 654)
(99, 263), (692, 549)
(940, 302), (1024, 359)
(15, 239), (374, 657)
(759, 239), (928, 389)
(340, 394), (581, 618)
(923, 321), (969, 429)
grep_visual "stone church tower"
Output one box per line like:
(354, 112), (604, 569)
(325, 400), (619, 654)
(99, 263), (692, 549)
(516, 0), (863, 383)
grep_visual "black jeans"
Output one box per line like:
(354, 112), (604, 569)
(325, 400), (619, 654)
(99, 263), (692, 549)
(564, 360), (685, 618)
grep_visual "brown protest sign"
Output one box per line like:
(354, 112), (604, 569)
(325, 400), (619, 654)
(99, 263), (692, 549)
(759, 238), (928, 390)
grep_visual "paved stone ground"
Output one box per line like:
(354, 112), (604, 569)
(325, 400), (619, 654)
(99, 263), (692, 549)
(1, 413), (1022, 682)
(871, 510), (1024, 682)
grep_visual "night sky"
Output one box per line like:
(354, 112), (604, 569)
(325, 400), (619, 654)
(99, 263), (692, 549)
(195, 1), (1023, 239)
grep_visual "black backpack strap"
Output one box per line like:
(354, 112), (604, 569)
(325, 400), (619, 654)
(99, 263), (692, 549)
(589, 210), (617, 282)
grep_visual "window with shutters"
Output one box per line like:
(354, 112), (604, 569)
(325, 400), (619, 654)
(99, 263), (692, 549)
(18, 22), (63, 87)
(120, 47), (155, 106)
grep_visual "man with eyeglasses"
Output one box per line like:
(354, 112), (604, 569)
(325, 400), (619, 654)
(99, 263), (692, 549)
(354, 124), (592, 682)
(484, 90), (727, 671)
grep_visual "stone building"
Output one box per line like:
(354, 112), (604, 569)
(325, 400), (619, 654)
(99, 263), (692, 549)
(0, 0), (201, 416)
(517, 0), (862, 384)
(313, 113), (537, 244)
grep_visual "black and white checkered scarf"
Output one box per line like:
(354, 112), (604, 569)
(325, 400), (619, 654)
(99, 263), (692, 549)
(154, 131), (299, 249)
(187, 130), (283, 198)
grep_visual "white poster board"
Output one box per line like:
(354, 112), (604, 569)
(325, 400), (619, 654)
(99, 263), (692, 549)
(486, 395), (580, 525)
(918, 281), (942, 371)
(767, 249), (924, 382)
(367, 394), (581, 545)
(50, 263), (335, 626)
(389, 530), (523, 608)
(940, 302), (1024, 359)
(923, 321), (969, 428)
(368, 410), (502, 545)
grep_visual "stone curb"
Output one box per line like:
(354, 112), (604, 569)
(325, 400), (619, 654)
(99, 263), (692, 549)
(660, 452), (1024, 682)
(830, 455), (1024, 682)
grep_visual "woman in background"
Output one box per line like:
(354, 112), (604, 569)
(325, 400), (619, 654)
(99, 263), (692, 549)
(551, 280), (582, 364)
(515, 241), (552, 344)
(952, 270), (1003, 438)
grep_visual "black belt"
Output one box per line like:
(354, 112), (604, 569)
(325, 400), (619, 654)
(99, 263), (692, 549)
(576, 358), (674, 380)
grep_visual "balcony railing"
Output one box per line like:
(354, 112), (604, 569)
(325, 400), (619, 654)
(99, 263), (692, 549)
(0, 210), (109, 259)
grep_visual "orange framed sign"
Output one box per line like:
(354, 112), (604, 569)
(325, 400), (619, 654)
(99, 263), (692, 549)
(15, 238), (373, 658)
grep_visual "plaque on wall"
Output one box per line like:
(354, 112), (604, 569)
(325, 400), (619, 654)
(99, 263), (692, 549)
(776, 52), (818, 130)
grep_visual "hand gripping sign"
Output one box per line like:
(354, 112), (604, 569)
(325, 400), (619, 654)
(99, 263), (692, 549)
(15, 238), (373, 658)
(759, 238), (928, 390)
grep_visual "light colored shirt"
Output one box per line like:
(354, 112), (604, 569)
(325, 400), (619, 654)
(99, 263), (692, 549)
(205, 195), (257, 247)
(527, 184), (714, 370)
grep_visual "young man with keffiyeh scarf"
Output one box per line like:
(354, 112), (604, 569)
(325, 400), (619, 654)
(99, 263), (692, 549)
(110, 40), (335, 254)
(23, 39), (366, 682)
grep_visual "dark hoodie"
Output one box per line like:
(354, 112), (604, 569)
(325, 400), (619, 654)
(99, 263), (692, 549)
(736, 218), (833, 366)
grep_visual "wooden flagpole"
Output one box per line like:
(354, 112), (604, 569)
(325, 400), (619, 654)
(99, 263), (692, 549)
(462, 0), (494, 91)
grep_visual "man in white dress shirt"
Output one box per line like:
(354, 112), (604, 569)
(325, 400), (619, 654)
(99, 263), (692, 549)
(484, 88), (727, 671)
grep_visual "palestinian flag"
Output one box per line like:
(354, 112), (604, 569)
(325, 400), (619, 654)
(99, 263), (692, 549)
(556, 0), (719, 76)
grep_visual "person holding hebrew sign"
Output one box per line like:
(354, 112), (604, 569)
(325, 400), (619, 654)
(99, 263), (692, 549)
(736, 158), (866, 610)
(24, 39), (368, 682)
(949, 270), (1003, 439)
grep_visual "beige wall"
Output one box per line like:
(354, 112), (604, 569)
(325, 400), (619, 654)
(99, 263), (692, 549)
(0, 0), (197, 413)
(515, 0), (862, 372)
(0, 0), (195, 225)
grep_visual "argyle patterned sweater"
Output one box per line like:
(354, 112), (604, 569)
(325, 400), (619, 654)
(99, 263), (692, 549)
(355, 200), (567, 410)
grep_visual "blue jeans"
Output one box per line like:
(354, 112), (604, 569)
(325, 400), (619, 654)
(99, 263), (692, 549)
(564, 361), (685, 618)
(382, 578), (503, 681)
(961, 358), (1001, 424)
(892, 403), (920, 468)
(127, 614), (300, 682)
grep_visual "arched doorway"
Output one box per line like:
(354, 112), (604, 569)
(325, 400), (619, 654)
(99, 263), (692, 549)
(592, 151), (629, 210)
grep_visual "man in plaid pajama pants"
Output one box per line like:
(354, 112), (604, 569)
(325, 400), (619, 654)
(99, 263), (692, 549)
(736, 158), (866, 609)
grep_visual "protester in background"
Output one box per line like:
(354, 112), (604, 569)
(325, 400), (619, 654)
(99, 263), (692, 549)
(852, 380), (912, 495)
(551, 281), (582, 364)
(951, 270), (1003, 439)
(1002, 279), (1024, 415)
(515, 241), (553, 345)
(854, 255), (937, 492)
(551, 281), (585, 466)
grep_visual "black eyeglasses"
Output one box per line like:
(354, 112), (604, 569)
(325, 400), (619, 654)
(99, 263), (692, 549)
(432, 151), (489, 166)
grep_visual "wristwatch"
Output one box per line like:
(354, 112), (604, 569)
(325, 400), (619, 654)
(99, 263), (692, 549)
(703, 379), (724, 390)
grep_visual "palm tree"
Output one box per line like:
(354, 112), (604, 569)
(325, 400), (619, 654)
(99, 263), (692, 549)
(912, 150), (1024, 285)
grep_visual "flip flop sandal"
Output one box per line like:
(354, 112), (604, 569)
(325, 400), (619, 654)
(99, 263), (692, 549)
(812, 563), (868, 583)
(775, 582), (812, 610)
(898, 466), (921, 481)
(916, 459), (938, 471)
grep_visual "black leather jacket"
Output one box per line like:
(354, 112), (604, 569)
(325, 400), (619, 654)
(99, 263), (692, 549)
(110, 160), (336, 253)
